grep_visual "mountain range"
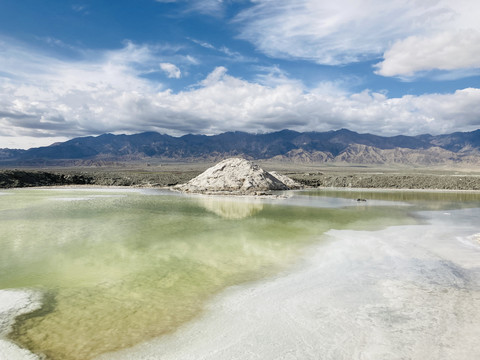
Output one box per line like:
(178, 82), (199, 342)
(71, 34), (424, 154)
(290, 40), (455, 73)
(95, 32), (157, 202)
(1, 129), (480, 166)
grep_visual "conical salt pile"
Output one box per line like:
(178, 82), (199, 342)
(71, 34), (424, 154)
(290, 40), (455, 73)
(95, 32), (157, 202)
(174, 158), (290, 195)
(269, 171), (303, 190)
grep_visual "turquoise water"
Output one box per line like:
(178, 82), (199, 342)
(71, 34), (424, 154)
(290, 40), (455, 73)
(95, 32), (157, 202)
(1, 188), (478, 359)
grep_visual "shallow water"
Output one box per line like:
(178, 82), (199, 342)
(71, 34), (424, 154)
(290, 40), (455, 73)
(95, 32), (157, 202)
(1, 188), (479, 359)
(299, 188), (480, 210)
(106, 208), (480, 360)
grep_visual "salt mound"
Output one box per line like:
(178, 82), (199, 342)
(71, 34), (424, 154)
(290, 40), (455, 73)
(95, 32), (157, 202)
(174, 158), (289, 195)
(269, 171), (303, 190)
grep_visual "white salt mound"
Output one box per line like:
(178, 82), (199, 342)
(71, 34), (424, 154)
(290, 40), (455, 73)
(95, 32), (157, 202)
(174, 158), (293, 194)
(269, 171), (303, 190)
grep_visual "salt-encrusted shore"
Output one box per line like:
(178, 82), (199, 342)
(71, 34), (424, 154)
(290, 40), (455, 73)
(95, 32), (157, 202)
(0, 290), (42, 360)
(96, 207), (480, 360)
(2, 164), (480, 191)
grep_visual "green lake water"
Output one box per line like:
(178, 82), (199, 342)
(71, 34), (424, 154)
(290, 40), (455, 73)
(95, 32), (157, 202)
(1, 188), (479, 360)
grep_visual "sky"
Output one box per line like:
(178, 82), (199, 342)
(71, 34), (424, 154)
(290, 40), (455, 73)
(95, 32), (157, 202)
(1, 0), (480, 149)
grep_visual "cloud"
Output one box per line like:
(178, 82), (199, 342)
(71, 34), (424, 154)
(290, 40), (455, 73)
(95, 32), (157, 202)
(156, 0), (224, 16)
(235, 0), (480, 77)
(159, 62), (182, 78)
(219, 46), (257, 63)
(375, 30), (480, 77)
(171, 72), (480, 136)
(253, 65), (304, 88)
(0, 39), (164, 146)
(235, 0), (445, 65)
(189, 38), (216, 50)
(188, 38), (257, 63)
(1, 39), (480, 149)
(189, 0), (224, 16)
(184, 55), (199, 65)
(72, 4), (87, 12)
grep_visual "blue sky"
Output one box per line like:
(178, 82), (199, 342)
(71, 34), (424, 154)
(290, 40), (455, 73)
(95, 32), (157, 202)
(1, 0), (480, 149)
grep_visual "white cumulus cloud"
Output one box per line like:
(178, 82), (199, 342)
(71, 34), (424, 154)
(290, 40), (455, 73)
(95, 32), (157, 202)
(375, 30), (480, 77)
(159, 62), (182, 78)
(1, 39), (480, 149)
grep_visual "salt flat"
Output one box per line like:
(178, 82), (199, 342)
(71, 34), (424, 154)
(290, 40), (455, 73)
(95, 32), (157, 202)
(1, 188), (480, 360)
(98, 208), (480, 360)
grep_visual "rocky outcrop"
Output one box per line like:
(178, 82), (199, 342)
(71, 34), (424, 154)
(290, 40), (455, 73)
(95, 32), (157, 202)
(0, 170), (93, 188)
(174, 158), (293, 195)
(289, 173), (480, 190)
(0, 169), (203, 189)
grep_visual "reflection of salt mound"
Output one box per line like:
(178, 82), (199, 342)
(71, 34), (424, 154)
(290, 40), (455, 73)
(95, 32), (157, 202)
(198, 197), (264, 219)
(175, 158), (290, 195)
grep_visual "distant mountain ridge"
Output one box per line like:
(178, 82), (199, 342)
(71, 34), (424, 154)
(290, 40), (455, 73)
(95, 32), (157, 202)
(1, 129), (480, 166)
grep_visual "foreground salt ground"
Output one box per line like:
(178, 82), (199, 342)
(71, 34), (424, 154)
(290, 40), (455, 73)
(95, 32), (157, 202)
(98, 207), (480, 360)
(0, 188), (405, 359)
(0, 290), (41, 360)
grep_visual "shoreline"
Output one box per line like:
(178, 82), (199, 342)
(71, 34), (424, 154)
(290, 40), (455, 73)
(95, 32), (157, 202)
(2, 167), (480, 191)
(0, 185), (480, 200)
(304, 187), (480, 193)
(3, 184), (480, 194)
